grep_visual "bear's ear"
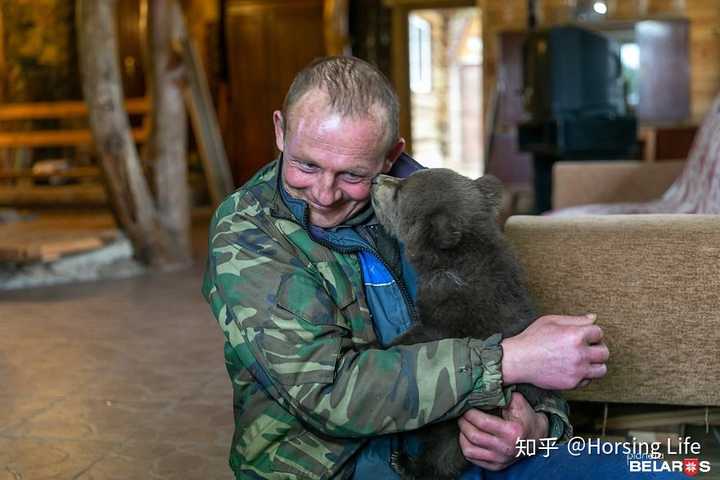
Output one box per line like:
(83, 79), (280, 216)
(473, 175), (503, 211)
(431, 214), (462, 249)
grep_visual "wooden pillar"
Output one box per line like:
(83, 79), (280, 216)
(77, 0), (191, 269)
(146, 0), (192, 263)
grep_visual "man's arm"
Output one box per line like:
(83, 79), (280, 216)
(501, 314), (609, 390)
(203, 196), (509, 438)
(458, 314), (609, 470)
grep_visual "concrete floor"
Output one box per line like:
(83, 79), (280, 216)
(0, 217), (235, 479)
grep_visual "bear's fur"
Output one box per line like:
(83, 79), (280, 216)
(371, 168), (550, 480)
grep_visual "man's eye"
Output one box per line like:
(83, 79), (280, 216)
(296, 161), (318, 172)
(343, 173), (365, 183)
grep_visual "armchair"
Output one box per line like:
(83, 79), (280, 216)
(550, 93), (720, 216)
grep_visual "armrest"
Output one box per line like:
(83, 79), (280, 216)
(505, 214), (720, 406)
(552, 160), (685, 210)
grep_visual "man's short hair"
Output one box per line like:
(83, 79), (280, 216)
(282, 56), (400, 152)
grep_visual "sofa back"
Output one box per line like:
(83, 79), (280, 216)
(505, 214), (720, 406)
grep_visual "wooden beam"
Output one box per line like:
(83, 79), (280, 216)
(323, 0), (350, 56)
(179, 25), (234, 205)
(0, 98), (149, 121)
(0, 126), (148, 148)
(0, 166), (101, 180)
(0, 184), (107, 206)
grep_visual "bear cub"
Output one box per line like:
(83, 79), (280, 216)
(371, 168), (551, 480)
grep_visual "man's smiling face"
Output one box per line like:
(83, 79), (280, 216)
(274, 90), (403, 228)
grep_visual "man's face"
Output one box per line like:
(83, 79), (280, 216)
(274, 92), (404, 228)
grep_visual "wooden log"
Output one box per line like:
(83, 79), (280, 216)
(76, 0), (173, 267)
(144, 0), (192, 266)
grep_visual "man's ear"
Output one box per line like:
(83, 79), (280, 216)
(474, 174), (503, 211)
(272, 111), (285, 152)
(381, 137), (405, 173)
(432, 213), (462, 249)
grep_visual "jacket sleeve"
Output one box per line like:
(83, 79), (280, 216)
(532, 390), (573, 442)
(202, 195), (508, 439)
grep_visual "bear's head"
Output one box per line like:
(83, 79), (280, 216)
(371, 168), (503, 258)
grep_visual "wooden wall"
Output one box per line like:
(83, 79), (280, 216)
(479, 0), (720, 122)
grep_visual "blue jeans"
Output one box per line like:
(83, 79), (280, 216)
(458, 447), (682, 479)
(353, 437), (683, 479)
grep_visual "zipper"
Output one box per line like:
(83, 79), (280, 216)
(302, 209), (419, 325)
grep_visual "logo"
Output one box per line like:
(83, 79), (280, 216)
(683, 458), (699, 477)
(628, 458), (711, 475)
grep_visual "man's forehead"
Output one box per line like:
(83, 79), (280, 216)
(286, 89), (386, 131)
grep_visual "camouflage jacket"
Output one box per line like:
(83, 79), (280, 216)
(202, 160), (571, 480)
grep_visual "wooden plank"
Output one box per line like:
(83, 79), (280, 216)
(0, 235), (112, 262)
(0, 126), (148, 148)
(0, 213), (118, 262)
(0, 166), (101, 180)
(0, 98), (149, 121)
(180, 32), (234, 205)
(0, 184), (107, 206)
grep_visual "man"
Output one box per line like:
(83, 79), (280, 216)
(203, 56), (620, 479)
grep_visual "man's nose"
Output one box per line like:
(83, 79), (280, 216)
(313, 174), (340, 206)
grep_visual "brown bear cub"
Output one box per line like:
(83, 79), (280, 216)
(371, 168), (550, 480)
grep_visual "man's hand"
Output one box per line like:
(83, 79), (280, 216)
(458, 393), (548, 471)
(501, 313), (609, 390)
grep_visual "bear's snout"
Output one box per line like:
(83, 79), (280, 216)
(374, 174), (400, 188)
(370, 175), (399, 201)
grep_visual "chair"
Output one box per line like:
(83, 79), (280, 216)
(550, 93), (720, 216)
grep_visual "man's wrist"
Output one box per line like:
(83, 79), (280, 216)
(500, 337), (523, 385)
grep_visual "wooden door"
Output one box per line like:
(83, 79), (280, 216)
(225, 0), (326, 184)
(636, 18), (690, 123)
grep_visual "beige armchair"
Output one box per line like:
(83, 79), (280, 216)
(504, 214), (720, 407)
(552, 160), (685, 211)
(548, 93), (720, 216)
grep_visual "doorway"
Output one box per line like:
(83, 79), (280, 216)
(407, 6), (482, 178)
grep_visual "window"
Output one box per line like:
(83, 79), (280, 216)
(620, 42), (640, 108)
(409, 15), (432, 94)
